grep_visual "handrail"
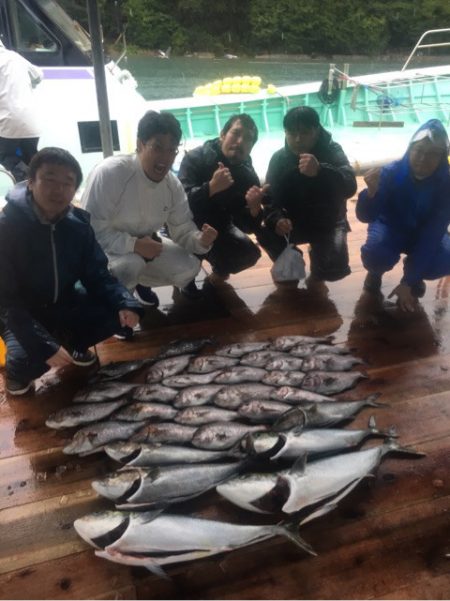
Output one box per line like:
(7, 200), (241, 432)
(0, 167), (16, 184)
(402, 28), (450, 71)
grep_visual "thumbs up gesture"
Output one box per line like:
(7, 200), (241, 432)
(209, 161), (234, 197)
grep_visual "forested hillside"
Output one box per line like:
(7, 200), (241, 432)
(60, 0), (450, 56)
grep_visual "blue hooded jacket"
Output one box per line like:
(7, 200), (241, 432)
(356, 119), (450, 285)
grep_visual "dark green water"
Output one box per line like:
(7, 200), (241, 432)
(124, 55), (408, 100)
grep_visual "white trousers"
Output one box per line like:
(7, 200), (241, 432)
(108, 237), (201, 290)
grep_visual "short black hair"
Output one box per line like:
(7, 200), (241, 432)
(221, 113), (258, 144)
(137, 110), (182, 145)
(283, 106), (320, 131)
(28, 147), (83, 188)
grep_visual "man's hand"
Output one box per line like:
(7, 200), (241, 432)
(46, 346), (73, 368)
(245, 183), (269, 217)
(388, 283), (419, 312)
(134, 236), (163, 260)
(364, 167), (382, 198)
(199, 223), (218, 248)
(275, 217), (293, 237)
(299, 153), (320, 177)
(209, 162), (234, 196)
(119, 309), (140, 329)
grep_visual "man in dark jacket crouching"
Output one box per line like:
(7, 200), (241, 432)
(265, 106), (357, 282)
(0, 147), (143, 395)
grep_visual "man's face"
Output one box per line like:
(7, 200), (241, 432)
(137, 133), (179, 182)
(409, 138), (444, 179)
(220, 119), (256, 164)
(285, 126), (319, 155)
(28, 163), (77, 220)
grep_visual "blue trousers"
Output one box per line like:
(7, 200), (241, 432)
(2, 289), (122, 382)
(361, 220), (450, 281)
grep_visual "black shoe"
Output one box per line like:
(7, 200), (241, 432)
(410, 280), (426, 298)
(133, 284), (160, 307)
(363, 272), (382, 293)
(179, 280), (203, 299)
(113, 323), (141, 340)
(72, 349), (98, 366)
(6, 377), (34, 396)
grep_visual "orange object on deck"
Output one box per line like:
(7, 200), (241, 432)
(0, 336), (5, 367)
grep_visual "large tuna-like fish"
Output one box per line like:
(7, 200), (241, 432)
(104, 442), (242, 466)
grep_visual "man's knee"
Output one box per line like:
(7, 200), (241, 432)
(110, 254), (146, 290)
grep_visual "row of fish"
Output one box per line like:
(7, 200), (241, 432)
(68, 335), (422, 576)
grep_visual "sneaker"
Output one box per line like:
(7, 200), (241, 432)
(72, 349), (98, 367)
(6, 377), (34, 396)
(133, 284), (160, 307)
(179, 280), (203, 299)
(113, 323), (141, 341)
(363, 272), (382, 293)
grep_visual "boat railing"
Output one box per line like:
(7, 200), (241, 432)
(402, 28), (450, 71)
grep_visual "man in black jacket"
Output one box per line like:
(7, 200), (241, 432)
(0, 147), (143, 395)
(265, 106), (357, 282)
(178, 113), (279, 292)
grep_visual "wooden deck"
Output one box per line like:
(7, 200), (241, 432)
(2, 179), (450, 600)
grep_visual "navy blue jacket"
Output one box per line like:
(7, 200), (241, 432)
(0, 182), (143, 361)
(356, 119), (450, 285)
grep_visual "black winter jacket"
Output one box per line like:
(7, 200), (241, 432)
(0, 182), (143, 361)
(178, 138), (263, 232)
(265, 127), (357, 233)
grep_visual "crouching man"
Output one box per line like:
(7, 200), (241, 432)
(0, 147), (143, 395)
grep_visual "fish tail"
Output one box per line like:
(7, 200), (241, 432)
(365, 392), (388, 408)
(277, 522), (317, 556)
(383, 437), (426, 457)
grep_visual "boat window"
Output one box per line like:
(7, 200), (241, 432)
(35, 0), (91, 54)
(7, 0), (57, 53)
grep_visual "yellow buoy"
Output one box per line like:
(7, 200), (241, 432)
(251, 76), (262, 86)
(231, 83), (241, 94)
(221, 83), (232, 94)
(266, 84), (277, 94)
(232, 75), (242, 84)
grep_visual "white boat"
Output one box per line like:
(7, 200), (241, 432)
(1, 1), (449, 197)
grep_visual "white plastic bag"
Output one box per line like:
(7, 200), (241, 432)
(270, 238), (306, 282)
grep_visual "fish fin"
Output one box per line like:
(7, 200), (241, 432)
(96, 549), (171, 579)
(386, 425), (398, 438)
(365, 393), (388, 408)
(383, 438), (426, 458)
(228, 439), (247, 459)
(368, 415), (376, 429)
(290, 453), (308, 475)
(272, 407), (306, 432)
(300, 502), (338, 525)
(277, 522), (317, 557)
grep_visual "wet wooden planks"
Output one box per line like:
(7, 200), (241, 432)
(1, 182), (450, 599)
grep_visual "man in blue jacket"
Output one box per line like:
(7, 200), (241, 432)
(356, 119), (450, 312)
(0, 147), (143, 395)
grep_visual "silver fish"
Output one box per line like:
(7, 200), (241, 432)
(188, 355), (238, 373)
(46, 399), (128, 429)
(173, 384), (224, 408)
(244, 416), (394, 459)
(271, 386), (334, 404)
(271, 335), (330, 351)
(131, 422), (196, 444)
(237, 400), (293, 423)
(289, 343), (350, 358)
(214, 366), (267, 384)
(63, 420), (146, 455)
(175, 406), (238, 426)
(301, 354), (364, 372)
(192, 422), (267, 450)
(262, 370), (305, 387)
(74, 511), (314, 578)
(104, 441), (242, 466)
(216, 471), (279, 514)
(214, 384), (276, 409)
(273, 394), (384, 430)
(158, 337), (214, 358)
(146, 354), (193, 383)
(114, 402), (177, 422)
(73, 382), (137, 403)
(215, 341), (271, 357)
(92, 462), (244, 508)
(163, 370), (223, 388)
(240, 350), (287, 368)
(131, 384), (178, 402)
(301, 370), (367, 394)
(90, 358), (154, 382)
(265, 357), (305, 371)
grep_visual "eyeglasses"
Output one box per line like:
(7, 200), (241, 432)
(145, 142), (179, 157)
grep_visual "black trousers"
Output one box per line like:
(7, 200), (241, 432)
(2, 289), (122, 382)
(0, 136), (39, 182)
(267, 219), (351, 282)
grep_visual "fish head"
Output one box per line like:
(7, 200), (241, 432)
(91, 469), (143, 501)
(241, 431), (281, 457)
(63, 429), (99, 454)
(104, 441), (141, 463)
(74, 511), (128, 548)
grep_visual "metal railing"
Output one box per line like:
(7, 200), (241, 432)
(402, 28), (450, 71)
